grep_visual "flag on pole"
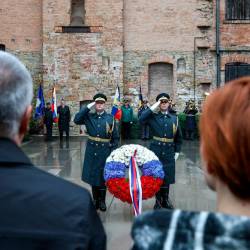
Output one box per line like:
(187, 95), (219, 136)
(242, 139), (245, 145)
(138, 85), (143, 108)
(129, 150), (142, 216)
(51, 87), (58, 123)
(34, 84), (45, 119)
(111, 85), (122, 120)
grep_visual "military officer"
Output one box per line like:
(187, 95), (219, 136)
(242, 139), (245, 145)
(74, 93), (119, 212)
(139, 93), (182, 209)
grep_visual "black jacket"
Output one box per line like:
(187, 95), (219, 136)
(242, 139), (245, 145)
(44, 108), (53, 127)
(57, 105), (71, 131)
(0, 138), (106, 250)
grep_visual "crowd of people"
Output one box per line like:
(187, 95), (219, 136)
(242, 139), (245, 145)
(0, 51), (250, 250)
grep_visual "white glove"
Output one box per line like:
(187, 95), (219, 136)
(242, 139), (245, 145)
(174, 153), (179, 161)
(150, 101), (161, 112)
(87, 102), (95, 109)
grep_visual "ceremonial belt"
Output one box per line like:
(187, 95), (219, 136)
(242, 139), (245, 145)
(88, 136), (110, 143)
(153, 136), (174, 143)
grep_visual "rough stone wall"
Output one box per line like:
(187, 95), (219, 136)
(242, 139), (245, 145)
(219, 0), (250, 85)
(0, 0), (43, 91)
(124, 0), (215, 112)
(42, 0), (123, 134)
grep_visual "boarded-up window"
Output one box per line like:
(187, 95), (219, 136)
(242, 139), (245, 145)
(70, 0), (85, 26)
(225, 62), (250, 82)
(226, 0), (250, 20)
(149, 63), (173, 97)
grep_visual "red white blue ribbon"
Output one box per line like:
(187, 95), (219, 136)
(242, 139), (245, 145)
(129, 150), (142, 216)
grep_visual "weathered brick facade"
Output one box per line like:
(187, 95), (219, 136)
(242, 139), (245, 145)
(0, 0), (249, 134)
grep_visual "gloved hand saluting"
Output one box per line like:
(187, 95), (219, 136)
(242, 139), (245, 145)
(87, 102), (95, 109)
(150, 101), (161, 112)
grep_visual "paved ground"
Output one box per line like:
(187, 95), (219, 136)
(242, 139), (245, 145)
(21, 137), (216, 250)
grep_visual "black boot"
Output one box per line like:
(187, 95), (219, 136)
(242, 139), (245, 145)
(153, 191), (162, 210)
(99, 189), (107, 212)
(92, 187), (99, 210)
(161, 187), (174, 209)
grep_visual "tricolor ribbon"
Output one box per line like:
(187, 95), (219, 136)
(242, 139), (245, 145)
(129, 150), (142, 216)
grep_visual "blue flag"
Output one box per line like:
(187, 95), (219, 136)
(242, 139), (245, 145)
(34, 84), (45, 119)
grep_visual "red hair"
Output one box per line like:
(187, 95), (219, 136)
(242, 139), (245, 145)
(200, 77), (250, 199)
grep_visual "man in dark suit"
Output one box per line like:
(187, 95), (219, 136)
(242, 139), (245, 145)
(0, 51), (106, 250)
(57, 98), (71, 147)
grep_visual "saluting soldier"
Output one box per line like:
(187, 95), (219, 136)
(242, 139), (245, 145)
(139, 93), (182, 209)
(74, 93), (119, 212)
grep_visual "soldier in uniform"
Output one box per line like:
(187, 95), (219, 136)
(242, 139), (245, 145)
(139, 93), (182, 209)
(74, 93), (119, 212)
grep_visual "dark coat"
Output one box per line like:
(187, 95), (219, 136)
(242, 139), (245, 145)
(44, 108), (53, 128)
(139, 109), (182, 184)
(57, 105), (71, 131)
(74, 107), (119, 187)
(132, 209), (250, 250)
(0, 138), (106, 250)
(184, 108), (198, 130)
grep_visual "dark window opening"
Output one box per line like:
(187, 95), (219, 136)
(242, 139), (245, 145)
(0, 44), (6, 51)
(62, 26), (90, 33)
(225, 62), (250, 82)
(226, 0), (250, 20)
(71, 0), (85, 26)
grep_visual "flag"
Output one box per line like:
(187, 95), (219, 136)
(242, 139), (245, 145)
(111, 85), (122, 120)
(51, 87), (58, 123)
(34, 85), (45, 119)
(129, 150), (142, 216)
(138, 85), (143, 107)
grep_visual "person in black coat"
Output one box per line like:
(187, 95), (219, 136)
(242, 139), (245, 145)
(74, 93), (119, 212)
(138, 100), (150, 140)
(183, 100), (198, 140)
(57, 98), (71, 146)
(0, 51), (106, 250)
(43, 102), (53, 141)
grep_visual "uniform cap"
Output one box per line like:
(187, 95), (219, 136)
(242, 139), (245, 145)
(93, 93), (107, 102)
(156, 93), (170, 102)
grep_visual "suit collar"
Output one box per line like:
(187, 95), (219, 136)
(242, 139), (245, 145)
(0, 138), (32, 165)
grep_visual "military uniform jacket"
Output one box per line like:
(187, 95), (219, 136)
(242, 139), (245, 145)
(139, 108), (182, 184)
(57, 105), (71, 131)
(0, 138), (106, 250)
(74, 107), (119, 186)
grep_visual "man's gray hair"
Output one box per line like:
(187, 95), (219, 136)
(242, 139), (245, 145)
(0, 51), (33, 138)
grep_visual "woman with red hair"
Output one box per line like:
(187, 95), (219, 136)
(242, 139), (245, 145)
(131, 77), (250, 250)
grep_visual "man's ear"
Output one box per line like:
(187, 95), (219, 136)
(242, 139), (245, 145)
(19, 105), (32, 139)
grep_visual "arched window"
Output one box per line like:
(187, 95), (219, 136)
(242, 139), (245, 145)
(70, 0), (85, 26)
(226, 0), (250, 20)
(0, 44), (6, 51)
(148, 62), (173, 97)
(177, 58), (186, 74)
(225, 62), (250, 82)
